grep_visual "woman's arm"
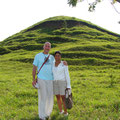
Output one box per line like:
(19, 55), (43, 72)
(64, 66), (71, 88)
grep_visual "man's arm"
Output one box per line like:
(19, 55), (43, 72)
(32, 65), (37, 85)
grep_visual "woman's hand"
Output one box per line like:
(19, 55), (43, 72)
(66, 88), (70, 90)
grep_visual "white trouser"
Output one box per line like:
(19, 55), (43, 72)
(38, 79), (53, 119)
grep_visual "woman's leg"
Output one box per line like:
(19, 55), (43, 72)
(61, 95), (67, 114)
(56, 95), (62, 112)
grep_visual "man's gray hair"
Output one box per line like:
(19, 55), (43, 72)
(43, 42), (51, 48)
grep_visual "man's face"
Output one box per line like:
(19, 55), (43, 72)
(44, 43), (51, 53)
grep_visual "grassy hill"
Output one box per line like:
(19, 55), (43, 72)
(0, 16), (120, 120)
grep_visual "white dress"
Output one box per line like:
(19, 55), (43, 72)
(52, 61), (71, 95)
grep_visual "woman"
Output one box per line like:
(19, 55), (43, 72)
(52, 51), (71, 116)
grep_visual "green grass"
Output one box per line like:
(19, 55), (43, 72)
(0, 16), (120, 120)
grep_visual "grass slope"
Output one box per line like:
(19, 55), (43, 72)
(0, 16), (120, 120)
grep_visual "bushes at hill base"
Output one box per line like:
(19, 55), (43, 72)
(7, 44), (43, 51)
(0, 47), (11, 55)
(63, 58), (116, 66)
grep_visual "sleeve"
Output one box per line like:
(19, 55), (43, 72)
(51, 55), (55, 65)
(51, 55), (55, 62)
(33, 54), (38, 67)
(64, 66), (71, 88)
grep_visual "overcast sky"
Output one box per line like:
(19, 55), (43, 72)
(0, 0), (120, 42)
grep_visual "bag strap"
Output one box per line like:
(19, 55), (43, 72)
(37, 54), (50, 75)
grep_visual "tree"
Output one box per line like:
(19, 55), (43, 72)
(68, 0), (120, 12)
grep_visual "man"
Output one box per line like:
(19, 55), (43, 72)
(32, 42), (67, 120)
(32, 42), (54, 120)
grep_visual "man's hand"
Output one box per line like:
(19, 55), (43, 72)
(32, 80), (37, 86)
(63, 61), (68, 66)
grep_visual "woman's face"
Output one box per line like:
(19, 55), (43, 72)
(55, 53), (61, 61)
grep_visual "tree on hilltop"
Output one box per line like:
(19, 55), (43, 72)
(68, 0), (120, 12)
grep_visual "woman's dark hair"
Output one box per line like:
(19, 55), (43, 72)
(54, 51), (61, 56)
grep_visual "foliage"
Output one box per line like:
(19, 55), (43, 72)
(0, 47), (11, 55)
(67, 0), (120, 12)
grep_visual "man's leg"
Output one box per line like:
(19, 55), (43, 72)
(45, 80), (54, 117)
(38, 79), (47, 119)
(38, 79), (53, 119)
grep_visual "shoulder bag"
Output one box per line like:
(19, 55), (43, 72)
(65, 89), (73, 109)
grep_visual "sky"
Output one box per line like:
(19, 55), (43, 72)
(0, 0), (120, 42)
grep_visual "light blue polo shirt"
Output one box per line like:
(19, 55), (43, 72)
(33, 52), (54, 80)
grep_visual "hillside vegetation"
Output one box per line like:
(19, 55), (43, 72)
(0, 16), (120, 120)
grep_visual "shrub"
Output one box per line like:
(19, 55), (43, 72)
(0, 47), (11, 55)
(65, 46), (107, 52)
